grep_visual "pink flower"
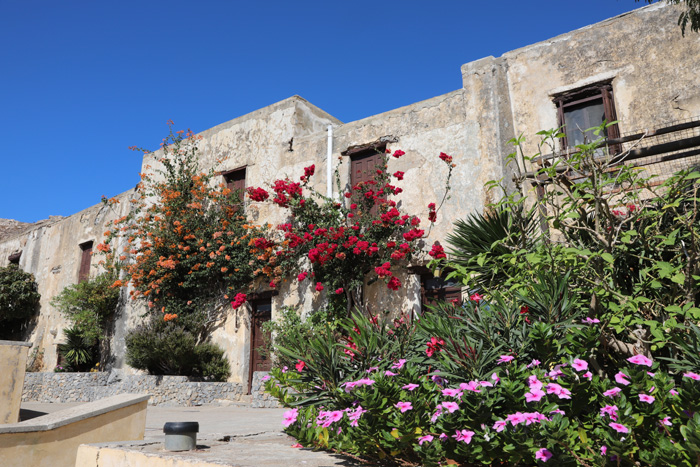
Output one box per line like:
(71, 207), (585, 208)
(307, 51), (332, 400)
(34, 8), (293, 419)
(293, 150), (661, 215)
(535, 448), (553, 462)
(441, 401), (460, 413)
(525, 388), (546, 402)
(315, 282), (324, 292)
(627, 355), (653, 367)
(295, 360), (306, 372)
(493, 420), (507, 432)
(506, 412), (526, 426)
(498, 355), (515, 364)
(528, 375), (543, 390)
(452, 429), (475, 444)
(661, 416), (672, 426)
(603, 387), (622, 397)
(346, 406), (366, 426)
(609, 422), (629, 433)
(418, 435), (434, 445)
(442, 388), (463, 398)
(582, 317), (600, 324)
(395, 401), (413, 413)
(282, 408), (298, 427)
(402, 383), (419, 391)
(546, 383), (571, 399)
(600, 405), (618, 421)
(639, 394), (655, 404)
(469, 293), (483, 302)
(262, 375), (270, 381)
(601, 445), (607, 456)
(583, 371), (593, 380)
(491, 373), (501, 383)
(384, 370), (398, 376)
(550, 409), (566, 416)
(572, 358), (588, 372)
(527, 359), (541, 368)
(669, 389), (679, 396)
(615, 372), (631, 386)
(684, 372), (700, 380)
(392, 359), (406, 370)
(459, 381), (481, 393)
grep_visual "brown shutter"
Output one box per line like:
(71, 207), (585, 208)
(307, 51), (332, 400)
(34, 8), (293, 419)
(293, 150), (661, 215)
(79, 242), (93, 283)
(223, 168), (246, 213)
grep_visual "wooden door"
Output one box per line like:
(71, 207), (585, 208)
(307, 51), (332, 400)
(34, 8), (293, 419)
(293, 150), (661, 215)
(248, 299), (272, 394)
(78, 242), (93, 283)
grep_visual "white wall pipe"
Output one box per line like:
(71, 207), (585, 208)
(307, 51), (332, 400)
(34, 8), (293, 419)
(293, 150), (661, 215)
(326, 124), (333, 198)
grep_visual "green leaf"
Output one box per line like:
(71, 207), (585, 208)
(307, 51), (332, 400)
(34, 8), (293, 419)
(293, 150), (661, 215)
(601, 253), (614, 264)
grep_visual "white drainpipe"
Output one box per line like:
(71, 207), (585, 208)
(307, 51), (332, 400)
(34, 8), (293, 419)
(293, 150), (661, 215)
(326, 124), (333, 198)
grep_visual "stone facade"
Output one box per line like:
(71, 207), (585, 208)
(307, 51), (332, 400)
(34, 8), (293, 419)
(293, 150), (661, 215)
(1, 4), (698, 391)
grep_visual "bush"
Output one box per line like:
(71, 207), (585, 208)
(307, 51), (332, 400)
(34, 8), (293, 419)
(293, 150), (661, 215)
(51, 272), (119, 345)
(0, 264), (40, 339)
(125, 318), (230, 381)
(57, 326), (98, 371)
(266, 303), (700, 466)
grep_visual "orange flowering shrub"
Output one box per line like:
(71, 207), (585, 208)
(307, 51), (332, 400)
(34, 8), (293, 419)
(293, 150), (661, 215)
(101, 123), (268, 337)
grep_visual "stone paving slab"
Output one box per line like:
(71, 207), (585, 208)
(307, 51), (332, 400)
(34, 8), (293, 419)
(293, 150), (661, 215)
(23, 402), (366, 467)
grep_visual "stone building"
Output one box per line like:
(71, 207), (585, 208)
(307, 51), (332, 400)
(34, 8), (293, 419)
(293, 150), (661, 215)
(1, 3), (698, 389)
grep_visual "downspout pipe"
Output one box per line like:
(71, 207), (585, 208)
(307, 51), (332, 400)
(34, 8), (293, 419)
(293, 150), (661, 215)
(327, 124), (333, 198)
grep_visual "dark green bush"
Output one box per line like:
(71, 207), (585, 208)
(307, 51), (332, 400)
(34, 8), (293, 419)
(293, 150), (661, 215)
(0, 264), (40, 339)
(126, 319), (230, 381)
(57, 326), (98, 371)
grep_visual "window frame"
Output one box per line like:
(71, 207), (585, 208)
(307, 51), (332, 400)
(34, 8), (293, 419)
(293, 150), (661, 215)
(221, 166), (247, 213)
(553, 81), (620, 153)
(78, 241), (93, 283)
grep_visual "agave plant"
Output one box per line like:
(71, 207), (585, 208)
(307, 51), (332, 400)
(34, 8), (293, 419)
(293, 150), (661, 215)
(58, 326), (96, 370)
(445, 204), (537, 291)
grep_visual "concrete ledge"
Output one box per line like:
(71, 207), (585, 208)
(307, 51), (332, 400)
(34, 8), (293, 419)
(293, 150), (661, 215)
(0, 394), (150, 434)
(0, 394), (150, 467)
(0, 340), (32, 347)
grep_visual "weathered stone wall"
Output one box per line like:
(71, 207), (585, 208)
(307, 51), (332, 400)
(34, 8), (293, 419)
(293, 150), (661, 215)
(22, 372), (245, 406)
(497, 3), (700, 158)
(250, 371), (282, 408)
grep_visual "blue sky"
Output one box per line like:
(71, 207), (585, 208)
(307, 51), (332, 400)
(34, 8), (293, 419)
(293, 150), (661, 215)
(1, 0), (644, 223)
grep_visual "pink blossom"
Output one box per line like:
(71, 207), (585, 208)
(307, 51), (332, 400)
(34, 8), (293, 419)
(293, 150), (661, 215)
(550, 409), (566, 416)
(524, 412), (547, 425)
(262, 375), (270, 381)
(469, 293), (483, 302)
(615, 372), (631, 386)
(441, 401), (460, 413)
(498, 355), (514, 364)
(535, 448), (553, 462)
(395, 401), (413, 413)
(346, 406), (366, 426)
(452, 429), (475, 444)
(600, 405), (618, 421)
(442, 388), (463, 398)
(418, 435), (434, 445)
(548, 369), (564, 379)
(684, 372), (700, 380)
(639, 394), (655, 404)
(601, 445), (607, 456)
(627, 355), (653, 367)
(528, 375), (543, 390)
(583, 371), (593, 380)
(527, 359), (541, 368)
(506, 412), (526, 426)
(392, 359), (406, 370)
(366, 366), (379, 373)
(603, 387), (622, 397)
(459, 381), (481, 393)
(402, 383), (419, 391)
(282, 408), (298, 427)
(572, 359), (588, 372)
(609, 422), (629, 433)
(546, 383), (571, 399)
(670, 389), (679, 396)
(525, 388), (546, 402)
(582, 317), (600, 324)
(491, 373), (501, 383)
(385, 370), (398, 376)
(493, 420), (507, 432)
(479, 380), (494, 388)
(282, 366), (288, 373)
(661, 416), (672, 426)
(430, 406), (443, 423)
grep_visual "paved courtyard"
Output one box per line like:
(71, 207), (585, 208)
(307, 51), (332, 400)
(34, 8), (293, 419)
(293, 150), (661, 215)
(21, 402), (363, 466)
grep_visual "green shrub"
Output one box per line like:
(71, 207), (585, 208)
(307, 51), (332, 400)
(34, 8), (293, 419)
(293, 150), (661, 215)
(0, 264), (40, 339)
(57, 326), (98, 371)
(51, 272), (119, 345)
(126, 318), (230, 381)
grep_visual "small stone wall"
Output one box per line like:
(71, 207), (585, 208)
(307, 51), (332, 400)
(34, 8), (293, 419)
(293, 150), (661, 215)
(22, 372), (246, 406)
(250, 371), (282, 408)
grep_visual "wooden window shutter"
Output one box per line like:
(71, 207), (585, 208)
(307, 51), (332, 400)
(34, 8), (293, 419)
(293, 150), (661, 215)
(78, 241), (93, 283)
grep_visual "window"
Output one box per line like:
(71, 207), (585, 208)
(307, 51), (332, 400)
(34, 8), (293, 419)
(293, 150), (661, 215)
(554, 81), (620, 151)
(350, 146), (386, 215)
(78, 241), (93, 283)
(222, 167), (246, 213)
(411, 266), (462, 313)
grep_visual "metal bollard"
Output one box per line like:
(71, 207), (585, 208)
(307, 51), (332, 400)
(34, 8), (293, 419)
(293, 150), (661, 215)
(163, 421), (199, 451)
